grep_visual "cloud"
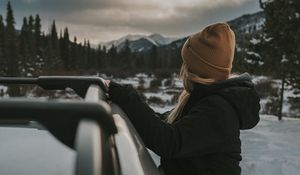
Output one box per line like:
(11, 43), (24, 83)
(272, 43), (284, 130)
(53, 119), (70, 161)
(0, 0), (260, 43)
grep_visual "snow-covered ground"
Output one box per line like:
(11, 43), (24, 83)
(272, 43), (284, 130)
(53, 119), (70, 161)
(241, 115), (300, 175)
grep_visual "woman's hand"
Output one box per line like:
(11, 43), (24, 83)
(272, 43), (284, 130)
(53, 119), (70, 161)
(99, 77), (111, 92)
(99, 77), (111, 102)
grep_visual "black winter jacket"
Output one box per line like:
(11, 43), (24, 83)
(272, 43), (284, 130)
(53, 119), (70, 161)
(108, 73), (260, 175)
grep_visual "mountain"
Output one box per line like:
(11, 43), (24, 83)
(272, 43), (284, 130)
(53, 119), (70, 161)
(163, 11), (265, 51)
(148, 33), (177, 45)
(99, 11), (265, 53)
(228, 11), (265, 35)
(99, 33), (178, 52)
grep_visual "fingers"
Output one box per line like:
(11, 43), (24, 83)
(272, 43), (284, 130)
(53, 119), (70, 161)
(99, 77), (110, 91)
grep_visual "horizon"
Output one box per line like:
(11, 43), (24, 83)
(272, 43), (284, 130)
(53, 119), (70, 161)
(0, 0), (261, 44)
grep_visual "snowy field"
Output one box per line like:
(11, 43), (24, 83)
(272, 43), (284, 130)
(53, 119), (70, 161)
(240, 115), (300, 175)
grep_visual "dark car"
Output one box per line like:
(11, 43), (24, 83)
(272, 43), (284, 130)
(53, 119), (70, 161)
(0, 76), (160, 175)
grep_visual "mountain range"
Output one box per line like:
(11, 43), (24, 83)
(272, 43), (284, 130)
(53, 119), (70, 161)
(99, 11), (265, 53)
(99, 33), (178, 52)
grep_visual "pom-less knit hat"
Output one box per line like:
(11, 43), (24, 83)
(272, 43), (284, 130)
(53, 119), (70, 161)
(181, 22), (235, 81)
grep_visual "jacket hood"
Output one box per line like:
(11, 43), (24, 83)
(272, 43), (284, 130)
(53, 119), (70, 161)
(192, 73), (260, 130)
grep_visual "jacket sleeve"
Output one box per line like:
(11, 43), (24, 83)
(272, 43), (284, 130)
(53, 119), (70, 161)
(108, 82), (233, 158)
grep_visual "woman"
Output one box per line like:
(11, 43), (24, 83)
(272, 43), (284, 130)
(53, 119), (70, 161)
(103, 23), (260, 175)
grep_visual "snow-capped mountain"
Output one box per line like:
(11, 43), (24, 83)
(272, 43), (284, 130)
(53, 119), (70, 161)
(228, 11), (265, 35)
(99, 33), (178, 52)
(148, 33), (177, 46)
(99, 11), (265, 53)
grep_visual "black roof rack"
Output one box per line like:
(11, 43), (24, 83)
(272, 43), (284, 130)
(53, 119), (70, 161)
(0, 76), (107, 98)
(0, 76), (116, 148)
(0, 99), (117, 148)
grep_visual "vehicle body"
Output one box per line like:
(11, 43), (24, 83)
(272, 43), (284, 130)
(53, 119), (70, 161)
(0, 76), (160, 175)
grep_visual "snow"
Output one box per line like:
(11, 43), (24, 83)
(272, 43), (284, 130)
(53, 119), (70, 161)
(144, 37), (159, 46)
(250, 38), (261, 45)
(246, 51), (261, 58)
(264, 37), (272, 42)
(251, 75), (268, 84)
(100, 34), (145, 49)
(150, 105), (174, 114)
(245, 58), (264, 66)
(148, 33), (177, 45)
(144, 91), (173, 102)
(241, 115), (300, 175)
(281, 55), (288, 63)
(114, 74), (154, 89)
(261, 0), (274, 3)
(0, 85), (8, 94)
(100, 33), (178, 50)
(138, 47), (145, 52)
(173, 77), (183, 88)
(296, 13), (300, 19)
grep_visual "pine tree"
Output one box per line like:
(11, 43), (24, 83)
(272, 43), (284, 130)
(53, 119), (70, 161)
(34, 14), (43, 74)
(108, 44), (117, 68)
(243, 34), (265, 74)
(86, 40), (92, 69)
(150, 45), (158, 69)
(50, 20), (58, 51)
(20, 17), (28, 54)
(28, 15), (34, 54)
(46, 20), (61, 72)
(34, 14), (41, 54)
(5, 1), (20, 96)
(119, 39), (131, 69)
(61, 27), (70, 69)
(259, 0), (300, 120)
(96, 44), (107, 70)
(77, 41), (85, 70)
(101, 45), (108, 69)
(19, 17), (29, 75)
(69, 36), (78, 69)
(5, 1), (18, 75)
(0, 15), (6, 75)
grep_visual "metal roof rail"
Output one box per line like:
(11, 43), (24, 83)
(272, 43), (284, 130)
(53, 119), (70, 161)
(0, 76), (107, 98)
(0, 76), (115, 148)
(0, 99), (117, 148)
(0, 76), (123, 174)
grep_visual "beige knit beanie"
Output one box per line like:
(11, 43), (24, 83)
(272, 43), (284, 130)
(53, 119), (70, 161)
(181, 22), (235, 81)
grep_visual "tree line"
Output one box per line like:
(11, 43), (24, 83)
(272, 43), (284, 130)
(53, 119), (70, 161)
(0, 0), (299, 117)
(0, 1), (182, 78)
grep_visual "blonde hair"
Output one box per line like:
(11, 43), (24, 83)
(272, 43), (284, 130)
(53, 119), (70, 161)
(166, 63), (216, 123)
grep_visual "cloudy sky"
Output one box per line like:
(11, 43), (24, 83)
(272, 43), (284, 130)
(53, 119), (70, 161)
(0, 0), (261, 44)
